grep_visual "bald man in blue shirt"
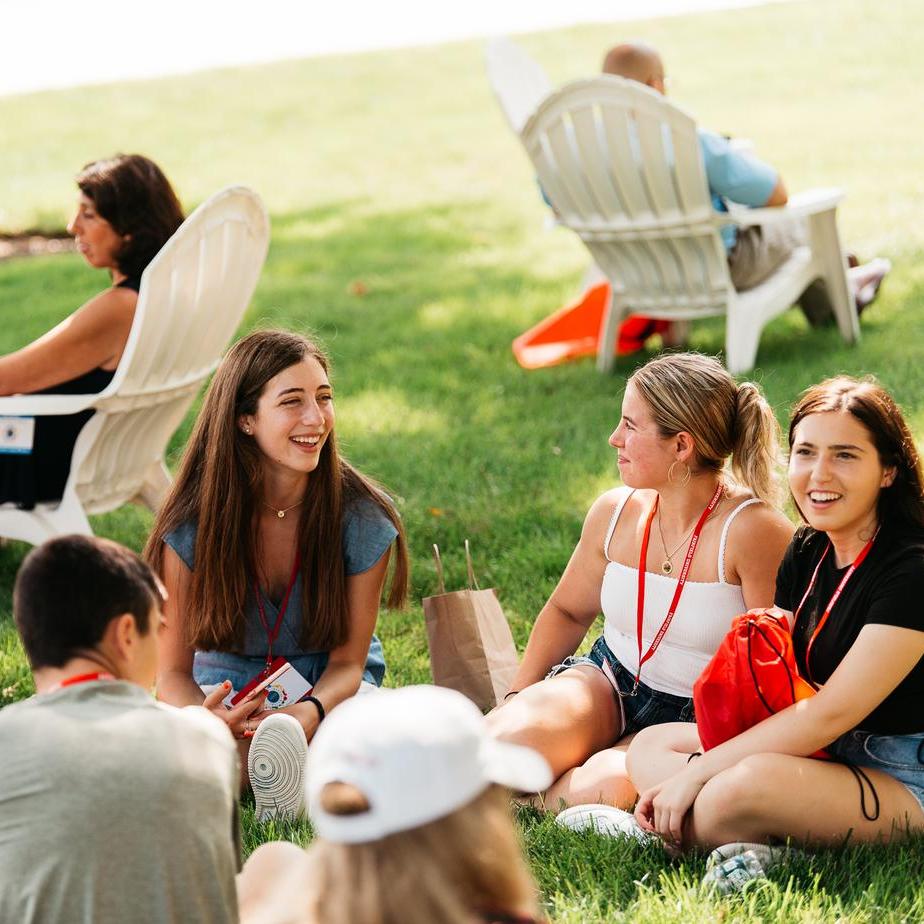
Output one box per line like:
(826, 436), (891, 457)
(602, 43), (889, 321)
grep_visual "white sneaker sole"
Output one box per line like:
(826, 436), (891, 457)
(248, 714), (308, 823)
(555, 803), (656, 844)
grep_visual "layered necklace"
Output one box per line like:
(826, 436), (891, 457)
(656, 485), (724, 575)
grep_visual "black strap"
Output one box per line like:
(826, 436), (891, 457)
(841, 761), (881, 821)
(305, 695), (325, 722)
(746, 619), (796, 717)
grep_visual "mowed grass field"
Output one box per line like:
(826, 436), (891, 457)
(2, 0), (924, 919)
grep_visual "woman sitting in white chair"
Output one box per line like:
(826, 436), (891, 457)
(0, 154), (183, 508)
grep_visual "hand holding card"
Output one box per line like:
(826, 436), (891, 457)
(224, 658), (313, 710)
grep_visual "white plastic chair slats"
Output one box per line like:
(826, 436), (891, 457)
(484, 36), (552, 135)
(519, 75), (857, 372)
(74, 187), (268, 514)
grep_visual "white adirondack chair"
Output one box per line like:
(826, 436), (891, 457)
(0, 186), (270, 546)
(485, 36), (552, 135)
(520, 76), (859, 373)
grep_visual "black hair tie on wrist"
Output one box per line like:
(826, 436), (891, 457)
(687, 751), (703, 763)
(306, 695), (325, 722)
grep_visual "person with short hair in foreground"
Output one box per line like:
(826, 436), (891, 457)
(237, 686), (552, 924)
(0, 535), (240, 924)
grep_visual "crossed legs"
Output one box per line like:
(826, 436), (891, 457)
(627, 723), (924, 849)
(486, 665), (637, 810)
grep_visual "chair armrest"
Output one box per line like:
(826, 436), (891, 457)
(0, 393), (99, 416)
(719, 187), (845, 228)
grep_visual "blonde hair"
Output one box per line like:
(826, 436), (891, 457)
(629, 352), (781, 505)
(302, 784), (539, 924)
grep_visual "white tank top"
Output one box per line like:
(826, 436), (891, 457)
(601, 489), (760, 697)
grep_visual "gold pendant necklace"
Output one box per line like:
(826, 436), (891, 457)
(263, 499), (304, 519)
(656, 486), (724, 574)
(657, 512), (697, 575)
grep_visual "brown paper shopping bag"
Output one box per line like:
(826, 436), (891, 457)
(422, 541), (519, 711)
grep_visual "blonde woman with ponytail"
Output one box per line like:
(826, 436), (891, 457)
(487, 353), (793, 816)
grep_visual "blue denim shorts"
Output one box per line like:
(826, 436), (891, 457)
(827, 729), (924, 816)
(547, 635), (695, 737)
(193, 634), (386, 693)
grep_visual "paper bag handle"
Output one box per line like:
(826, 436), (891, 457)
(464, 539), (481, 591)
(431, 544), (446, 594)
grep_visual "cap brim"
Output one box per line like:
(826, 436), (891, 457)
(480, 739), (553, 794)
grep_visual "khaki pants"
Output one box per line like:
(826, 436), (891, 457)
(728, 218), (834, 326)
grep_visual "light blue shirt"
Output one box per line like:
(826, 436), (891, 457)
(165, 496), (397, 689)
(698, 128), (779, 250)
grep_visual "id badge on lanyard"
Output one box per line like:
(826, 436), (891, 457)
(0, 416), (35, 455)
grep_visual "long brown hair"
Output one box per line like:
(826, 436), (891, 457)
(629, 352), (782, 505)
(303, 785), (540, 924)
(76, 154), (184, 279)
(145, 329), (409, 651)
(788, 376), (924, 530)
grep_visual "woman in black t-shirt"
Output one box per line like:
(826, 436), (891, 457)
(624, 375), (924, 852)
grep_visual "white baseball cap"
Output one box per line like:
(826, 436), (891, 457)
(306, 685), (553, 844)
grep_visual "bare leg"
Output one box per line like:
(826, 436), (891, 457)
(487, 665), (622, 788)
(625, 722), (702, 793)
(539, 734), (638, 811)
(237, 841), (313, 924)
(688, 752), (924, 850)
(238, 738), (251, 791)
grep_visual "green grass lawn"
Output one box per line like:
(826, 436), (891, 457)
(3, 0), (924, 919)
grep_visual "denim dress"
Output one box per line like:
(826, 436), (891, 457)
(164, 497), (397, 693)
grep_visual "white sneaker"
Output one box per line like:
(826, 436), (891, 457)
(702, 842), (797, 894)
(555, 803), (658, 845)
(248, 714), (309, 822)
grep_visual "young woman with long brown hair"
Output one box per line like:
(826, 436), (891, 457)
(625, 376), (924, 882)
(0, 154), (183, 507)
(146, 329), (408, 818)
(487, 352), (794, 814)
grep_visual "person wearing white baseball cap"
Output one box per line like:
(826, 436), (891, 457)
(237, 685), (552, 924)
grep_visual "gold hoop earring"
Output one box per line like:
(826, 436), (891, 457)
(668, 460), (692, 488)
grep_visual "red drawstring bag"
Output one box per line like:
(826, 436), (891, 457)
(693, 610), (827, 757)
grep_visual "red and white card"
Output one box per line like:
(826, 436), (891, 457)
(223, 657), (313, 709)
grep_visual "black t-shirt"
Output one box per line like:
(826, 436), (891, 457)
(774, 520), (924, 734)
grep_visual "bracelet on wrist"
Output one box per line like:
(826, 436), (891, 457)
(305, 694), (325, 722)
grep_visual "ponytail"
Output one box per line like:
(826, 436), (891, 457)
(630, 353), (784, 507)
(729, 381), (782, 506)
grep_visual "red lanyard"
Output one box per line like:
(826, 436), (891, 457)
(51, 671), (115, 692)
(254, 553), (301, 674)
(794, 529), (878, 686)
(633, 483), (725, 691)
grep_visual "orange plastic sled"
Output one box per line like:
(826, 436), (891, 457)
(512, 282), (668, 370)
